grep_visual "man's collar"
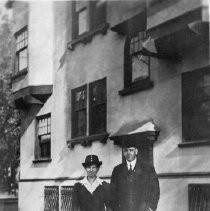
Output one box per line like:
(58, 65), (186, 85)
(126, 157), (137, 168)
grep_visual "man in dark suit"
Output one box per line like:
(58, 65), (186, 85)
(110, 141), (160, 211)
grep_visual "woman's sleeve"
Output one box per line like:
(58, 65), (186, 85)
(71, 183), (80, 211)
(102, 182), (112, 211)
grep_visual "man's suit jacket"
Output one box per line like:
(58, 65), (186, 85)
(110, 160), (160, 211)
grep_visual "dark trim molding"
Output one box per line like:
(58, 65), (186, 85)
(12, 85), (53, 101)
(19, 176), (111, 183)
(19, 172), (210, 183)
(119, 80), (154, 96)
(12, 85), (53, 109)
(32, 158), (52, 164)
(158, 172), (210, 179)
(0, 198), (18, 204)
(111, 11), (146, 35)
(178, 140), (210, 148)
(68, 23), (109, 50)
(67, 133), (109, 149)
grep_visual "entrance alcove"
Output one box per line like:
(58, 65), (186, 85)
(110, 121), (160, 165)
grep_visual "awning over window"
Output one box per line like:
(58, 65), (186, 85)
(110, 120), (160, 146)
(11, 85), (53, 109)
(111, 11), (146, 35)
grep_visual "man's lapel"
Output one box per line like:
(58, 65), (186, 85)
(134, 159), (143, 175)
(122, 162), (129, 176)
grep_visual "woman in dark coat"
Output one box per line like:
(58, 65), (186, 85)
(71, 155), (111, 211)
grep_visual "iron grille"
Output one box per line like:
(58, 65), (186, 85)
(189, 184), (210, 211)
(44, 186), (59, 211)
(61, 186), (74, 211)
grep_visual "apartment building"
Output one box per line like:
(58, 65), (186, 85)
(10, 0), (209, 210)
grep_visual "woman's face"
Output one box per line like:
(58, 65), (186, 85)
(85, 164), (99, 178)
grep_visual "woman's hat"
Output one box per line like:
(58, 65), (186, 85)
(82, 155), (102, 168)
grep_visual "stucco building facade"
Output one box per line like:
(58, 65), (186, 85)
(10, 0), (210, 210)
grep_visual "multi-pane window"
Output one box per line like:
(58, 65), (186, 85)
(124, 31), (150, 88)
(71, 78), (106, 139)
(36, 113), (51, 159)
(72, 0), (106, 39)
(182, 68), (210, 142)
(15, 27), (28, 73)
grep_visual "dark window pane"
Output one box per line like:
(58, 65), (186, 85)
(89, 78), (106, 135)
(182, 69), (210, 141)
(72, 85), (87, 138)
(92, 0), (106, 29)
(40, 141), (51, 158)
(90, 105), (106, 135)
(75, 110), (87, 137)
(18, 48), (27, 71)
(90, 82), (106, 106)
(74, 89), (87, 110)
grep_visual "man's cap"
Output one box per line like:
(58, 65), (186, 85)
(82, 155), (102, 168)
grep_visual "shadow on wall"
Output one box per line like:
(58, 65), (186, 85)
(147, 0), (181, 16)
(21, 104), (43, 135)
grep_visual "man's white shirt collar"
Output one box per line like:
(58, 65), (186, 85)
(79, 177), (103, 194)
(126, 158), (137, 170)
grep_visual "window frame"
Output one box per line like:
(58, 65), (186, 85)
(70, 78), (108, 148)
(69, 0), (108, 50)
(89, 78), (107, 136)
(179, 67), (210, 148)
(188, 184), (210, 211)
(71, 84), (87, 139)
(34, 113), (52, 163)
(119, 31), (154, 96)
(14, 26), (28, 76)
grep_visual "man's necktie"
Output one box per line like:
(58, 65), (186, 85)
(128, 164), (132, 173)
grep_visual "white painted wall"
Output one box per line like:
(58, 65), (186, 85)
(17, 1), (210, 211)
(28, 1), (53, 86)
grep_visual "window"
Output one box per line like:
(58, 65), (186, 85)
(35, 113), (51, 160)
(182, 68), (210, 142)
(15, 27), (28, 74)
(119, 31), (153, 96)
(71, 78), (107, 140)
(70, 0), (107, 49)
(44, 186), (59, 211)
(189, 184), (210, 211)
(61, 186), (74, 211)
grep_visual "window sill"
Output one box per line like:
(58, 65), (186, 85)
(119, 80), (154, 96)
(33, 158), (52, 163)
(67, 23), (109, 51)
(178, 140), (210, 148)
(12, 68), (28, 81)
(67, 132), (109, 149)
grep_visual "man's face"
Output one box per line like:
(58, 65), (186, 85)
(123, 147), (138, 162)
